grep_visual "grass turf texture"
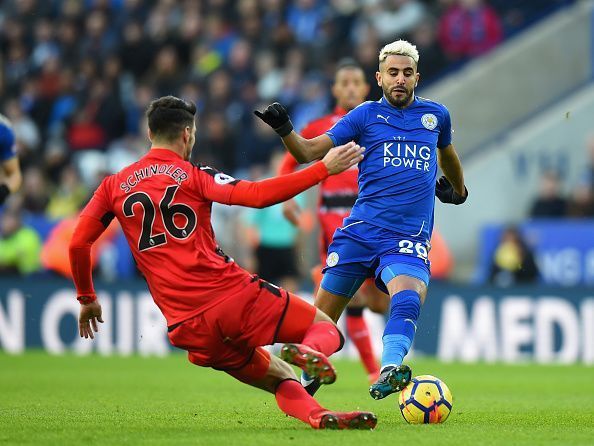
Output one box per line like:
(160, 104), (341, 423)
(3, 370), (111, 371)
(1, 352), (593, 446)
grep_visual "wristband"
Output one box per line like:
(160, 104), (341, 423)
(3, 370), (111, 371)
(275, 120), (294, 138)
(77, 295), (97, 304)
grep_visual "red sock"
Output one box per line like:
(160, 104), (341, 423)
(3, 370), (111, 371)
(275, 379), (324, 425)
(346, 315), (380, 378)
(301, 321), (341, 356)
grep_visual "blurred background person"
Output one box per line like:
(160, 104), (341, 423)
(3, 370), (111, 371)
(528, 171), (567, 218)
(489, 226), (539, 287)
(0, 207), (42, 276)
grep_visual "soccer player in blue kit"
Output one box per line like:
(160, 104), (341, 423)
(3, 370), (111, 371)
(255, 40), (468, 400)
(0, 114), (21, 205)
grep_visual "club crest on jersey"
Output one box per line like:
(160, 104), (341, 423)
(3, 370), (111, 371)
(326, 252), (339, 267)
(421, 113), (438, 130)
(214, 173), (236, 185)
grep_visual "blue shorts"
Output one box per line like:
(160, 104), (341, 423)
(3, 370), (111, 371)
(321, 218), (431, 298)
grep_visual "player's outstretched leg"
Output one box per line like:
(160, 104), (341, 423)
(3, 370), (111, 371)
(276, 296), (345, 391)
(280, 343), (336, 385)
(369, 275), (426, 400)
(229, 348), (377, 430)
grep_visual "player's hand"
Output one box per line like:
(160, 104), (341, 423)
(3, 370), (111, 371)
(282, 199), (301, 226)
(435, 175), (468, 205)
(253, 102), (294, 137)
(79, 300), (104, 339)
(322, 141), (364, 175)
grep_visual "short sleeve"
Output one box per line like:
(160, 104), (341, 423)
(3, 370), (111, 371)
(80, 177), (115, 227)
(437, 105), (452, 149)
(325, 103), (367, 146)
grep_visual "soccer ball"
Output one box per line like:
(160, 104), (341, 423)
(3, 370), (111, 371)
(398, 375), (453, 424)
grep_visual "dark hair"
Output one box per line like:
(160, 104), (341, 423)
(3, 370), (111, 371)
(336, 58), (363, 72)
(146, 96), (196, 141)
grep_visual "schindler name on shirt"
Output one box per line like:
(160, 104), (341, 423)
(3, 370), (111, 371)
(120, 164), (189, 193)
(383, 142), (430, 171)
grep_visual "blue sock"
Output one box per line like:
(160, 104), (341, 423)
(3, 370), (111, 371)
(381, 290), (421, 371)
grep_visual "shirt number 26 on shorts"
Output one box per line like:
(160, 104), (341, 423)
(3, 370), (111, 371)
(397, 239), (429, 263)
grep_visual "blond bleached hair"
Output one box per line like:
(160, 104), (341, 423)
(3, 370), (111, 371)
(378, 40), (419, 67)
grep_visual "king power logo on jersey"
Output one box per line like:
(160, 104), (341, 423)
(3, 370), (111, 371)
(383, 140), (431, 171)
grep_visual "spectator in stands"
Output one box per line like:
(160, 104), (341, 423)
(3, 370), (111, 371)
(566, 182), (594, 218)
(46, 164), (89, 220)
(286, 0), (329, 45)
(489, 226), (539, 287)
(438, 0), (503, 61)
(19, 166), (50, 214)
(529, 171), (567, 218)
(360, 0), (426, 42)
(0, 208), (42, 276)
(410, 20), (448, 81)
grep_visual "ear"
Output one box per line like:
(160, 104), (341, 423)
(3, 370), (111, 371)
(375, 71), (382, 88)
(147, 128), (153, 142)
(415, 72), (420, 88)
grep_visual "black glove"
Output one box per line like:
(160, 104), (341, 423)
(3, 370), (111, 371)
(253, 102), (294, 137)
(0, 184), (10, 205)
(435, 175), (468, 205)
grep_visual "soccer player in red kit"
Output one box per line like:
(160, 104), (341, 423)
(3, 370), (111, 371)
(278, 60), (387, 391)
(69, 96), (377, 430)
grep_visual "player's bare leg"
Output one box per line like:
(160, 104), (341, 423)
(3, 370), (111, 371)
(315, 287), (351, 321)
(360, 280), (389, 314)
(369, 275), (426, 400)
(228, 348), (377, 430)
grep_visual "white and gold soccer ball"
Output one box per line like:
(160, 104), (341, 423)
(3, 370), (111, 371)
(398, 375), (453, 424)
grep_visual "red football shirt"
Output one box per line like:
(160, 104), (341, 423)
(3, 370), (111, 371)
(278, 107), (359, 256)
(75, 148), (328, 325)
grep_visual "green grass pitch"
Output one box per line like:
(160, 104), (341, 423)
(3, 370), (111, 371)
(1, 352), (593, 445)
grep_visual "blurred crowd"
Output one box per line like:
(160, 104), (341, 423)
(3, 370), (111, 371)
(0, 0), (574, 278)
(528, 136), (594, 220)
(488, 134), (594, 287)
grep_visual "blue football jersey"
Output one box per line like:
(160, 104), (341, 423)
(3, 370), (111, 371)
(0, 115), (16, 163)
(326, 96), (452, 242)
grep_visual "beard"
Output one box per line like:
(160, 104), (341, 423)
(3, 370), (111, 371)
(383, 84), (414, 108)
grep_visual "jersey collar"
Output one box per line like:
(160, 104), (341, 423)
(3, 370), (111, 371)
(379, 95), (419, 110)
(147, 147), (184, 160)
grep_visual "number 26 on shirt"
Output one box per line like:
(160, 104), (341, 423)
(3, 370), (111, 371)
(122, 185), (197, 251)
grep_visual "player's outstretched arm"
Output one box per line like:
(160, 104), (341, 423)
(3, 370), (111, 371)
(220, 142), (364, 209)
(69, 215), (107, 339)
(277, 153), (302, 226)
(436, 144), (468, 205)
(254, 102), (334, 163)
